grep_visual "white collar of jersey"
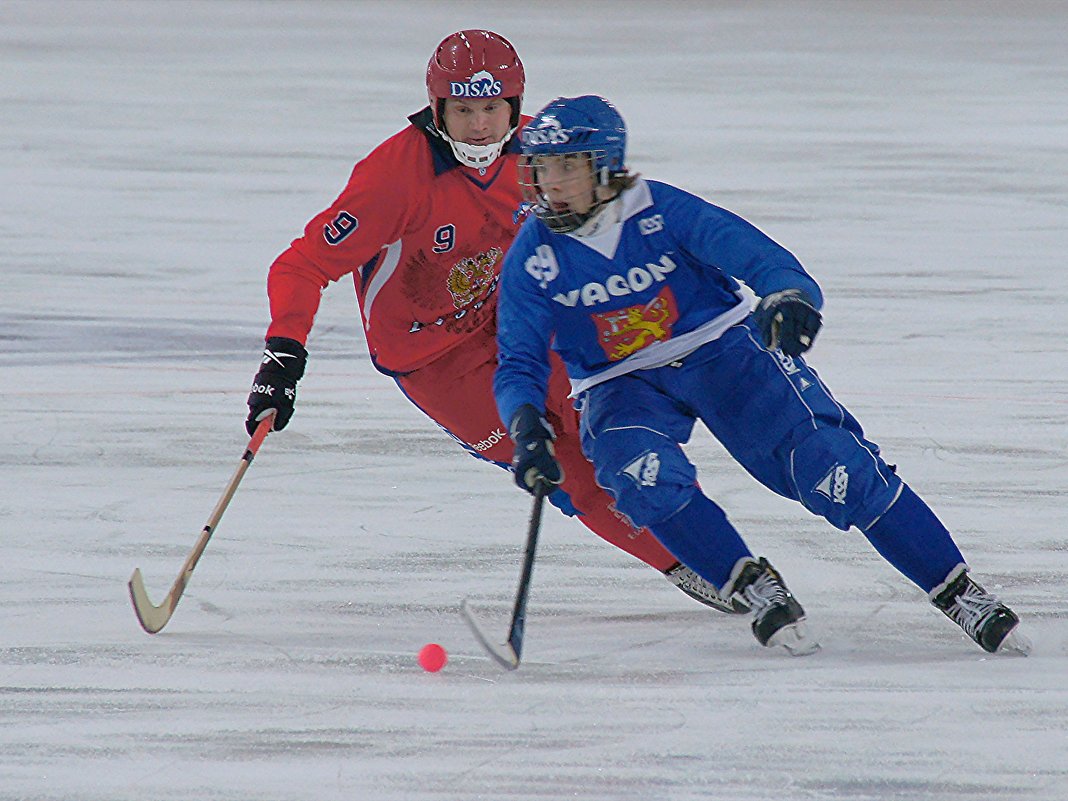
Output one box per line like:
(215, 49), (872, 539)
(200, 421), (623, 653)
(572, 195), (622, 238)
(566, 179), (654, 260)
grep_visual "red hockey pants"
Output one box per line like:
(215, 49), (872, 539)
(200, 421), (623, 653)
(396, 334), (678, 572)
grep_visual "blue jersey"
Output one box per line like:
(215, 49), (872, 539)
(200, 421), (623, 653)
(494, 178), (822, 426)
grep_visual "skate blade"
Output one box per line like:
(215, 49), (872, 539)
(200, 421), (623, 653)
(767, 620), (821, 656)
(996, 627), (1032, 656)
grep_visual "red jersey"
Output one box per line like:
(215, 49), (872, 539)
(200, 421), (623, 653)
(265, 108), (531, 375)
(259, 109), (683, 576)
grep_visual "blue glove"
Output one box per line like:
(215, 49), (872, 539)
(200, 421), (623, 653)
(509, 404), (564, 493)
(753, 289), (822, 356)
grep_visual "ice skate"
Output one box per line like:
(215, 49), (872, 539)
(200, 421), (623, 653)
(724, 557), (819, 656)
(930, 565), (1031, 655)
(665, 563), (749, 614)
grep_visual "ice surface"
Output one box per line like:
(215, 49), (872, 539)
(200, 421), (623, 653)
(2, 2), (1067, 799)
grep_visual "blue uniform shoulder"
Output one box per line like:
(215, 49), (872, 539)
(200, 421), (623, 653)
(643, 178), (728, 218)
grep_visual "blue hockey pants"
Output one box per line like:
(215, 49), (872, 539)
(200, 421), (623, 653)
(578, 319), (963, 591)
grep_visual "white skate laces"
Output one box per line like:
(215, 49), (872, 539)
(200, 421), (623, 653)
(665, 564), (748, 614)
(946, 582), (1004, 641)
(930, 564), (1031, 655)
(725, 557), (820, 657)
(741, 570), (788, 612)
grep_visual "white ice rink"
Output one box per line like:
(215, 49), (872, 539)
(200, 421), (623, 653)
(3, 2), (1067, 799)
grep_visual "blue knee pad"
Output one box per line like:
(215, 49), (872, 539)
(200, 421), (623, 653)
(587, 425), (696, 528)
(789, 428), (901, 531)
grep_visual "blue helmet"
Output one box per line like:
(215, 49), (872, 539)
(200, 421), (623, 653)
(519, 95), (627, 176)
(518, 95), (629, 232)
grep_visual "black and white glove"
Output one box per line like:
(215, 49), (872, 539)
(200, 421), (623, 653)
(753, 289), (822, 356)
(246, 337), (307, 436)
(509, 404), (564, 493)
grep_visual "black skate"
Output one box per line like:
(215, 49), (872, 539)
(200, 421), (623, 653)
(665, 563), (749, 614)
(724, 557), (819, 656)
(930, 565), (1031, 655)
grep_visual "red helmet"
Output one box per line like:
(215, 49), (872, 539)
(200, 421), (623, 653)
(426, 29), (525, 130)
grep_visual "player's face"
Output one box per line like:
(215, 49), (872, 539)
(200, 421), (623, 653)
(442, 98), (512, 146)
(532, 154), (597, 215)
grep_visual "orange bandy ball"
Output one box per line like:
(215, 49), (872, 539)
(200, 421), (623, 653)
(418, 643), (447, 672)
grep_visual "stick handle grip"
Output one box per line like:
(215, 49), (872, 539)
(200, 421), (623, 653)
(246, 413), (274, 459)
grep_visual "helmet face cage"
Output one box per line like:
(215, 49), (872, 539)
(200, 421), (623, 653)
(519, 151), (616, 233)
(425, 30), (525, 168)
(518, 95), (628, 232)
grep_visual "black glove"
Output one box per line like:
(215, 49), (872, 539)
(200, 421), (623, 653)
(509, 404), (564, 493)
(753, 289), (822, 356)
(246, 337), (307, 436)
